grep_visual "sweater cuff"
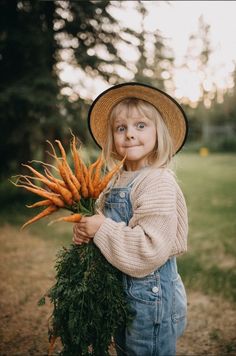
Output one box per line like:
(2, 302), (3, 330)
(94, 218), (118, 243)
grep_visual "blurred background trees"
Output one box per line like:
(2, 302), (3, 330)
(0, 0), (135, 175)
(0, 0), (236, 179)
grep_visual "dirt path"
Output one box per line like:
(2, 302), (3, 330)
(0, 224), (236, 356)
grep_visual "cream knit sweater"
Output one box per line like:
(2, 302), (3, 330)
(94, 167), (188, 278)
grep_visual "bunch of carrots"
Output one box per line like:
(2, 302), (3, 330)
(11, 133), (130, 356)
(11, 133), (123, 229)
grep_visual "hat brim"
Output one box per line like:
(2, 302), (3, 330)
(88, 82), (188, 154)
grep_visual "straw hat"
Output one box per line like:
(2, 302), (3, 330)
(88, 82), (188, 154)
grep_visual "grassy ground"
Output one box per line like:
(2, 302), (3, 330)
(174, 153), (236, 302)
(1, 153), (236, 355)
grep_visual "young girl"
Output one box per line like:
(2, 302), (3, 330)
(73, 82), (188, 356)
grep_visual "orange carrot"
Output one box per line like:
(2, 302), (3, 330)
(55, 139), (81, 191)
(66, 162), (81, 192)
(57, 159), (77, 191)
(32, 176), (58, 193)
(70, 134), (80, 181)
(44, 166), (67, 189)
(87, 171), (94, 197)
(22, 163), (47, 181)
(98, 157), (125, 193)
(28, 159), (59, 173)
(15, 171), (72, 212)
(41, 179), (73, 204)
(69, 171), (81, 192)
(74, 152), (88, 198)
(26, 199), (52, 208)
(14, 175), (51, 192)
(58, 161), (80, 201)
(55, 181), (73, 206)
(92, 155), (104, 193)
(70, 135), (87, 194)
(80, 158), (89, 187)
(55, 139), (67, 161)
(21, 205), (58, 230)
(50, 213), (82, 224)
(57, 162), (70, 186)
(46, 140), (61, 164)
(22, 163), (63, 193)
(38, 138), (83, 195)
(46, 140), (66, 181)
(87, 157), (101, 196)
(88, 156), (101, 179)
(80, 175), (89, 198)
(12, 182), (65, 207)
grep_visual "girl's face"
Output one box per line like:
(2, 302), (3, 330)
(112, 106), (157, 171)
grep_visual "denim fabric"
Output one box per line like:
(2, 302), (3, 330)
(103, 177), (187, 356)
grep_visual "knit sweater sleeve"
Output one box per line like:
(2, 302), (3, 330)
(93, 169), (187, 278)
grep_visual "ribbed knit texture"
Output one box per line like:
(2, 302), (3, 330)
(93, 167), (188, 278)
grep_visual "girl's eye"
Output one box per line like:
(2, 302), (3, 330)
(116, 125), (126, 132)
(137, 122), (146, 129)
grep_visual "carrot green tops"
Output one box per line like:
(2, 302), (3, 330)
(94, 168), (188, 278)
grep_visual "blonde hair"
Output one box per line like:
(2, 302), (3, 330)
(103, 98), (174, 169)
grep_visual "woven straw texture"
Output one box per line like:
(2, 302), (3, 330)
(89, 83), (187, 154)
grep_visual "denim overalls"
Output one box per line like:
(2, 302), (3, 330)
(102, 174), (187, 356)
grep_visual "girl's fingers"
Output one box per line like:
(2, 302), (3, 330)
(74, 222), (93, 237)
(74, 221), (87, 233)
(73, 223), (85, 235)
(73, 235), (90, 245)
(73, 224), (92, 245)
(74, 232), (91, 243)
(75, 229), (88, 238)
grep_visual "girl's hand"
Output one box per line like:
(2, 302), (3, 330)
(73, 214), (105, 245)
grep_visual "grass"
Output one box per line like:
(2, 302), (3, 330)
(1, 153), (236, 302)
(0, 179), (74, 245)
(174, 153), (236, 301)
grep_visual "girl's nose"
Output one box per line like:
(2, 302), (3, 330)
(126, 128), (135, 139)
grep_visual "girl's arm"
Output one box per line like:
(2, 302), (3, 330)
(74, 170), (188, 278)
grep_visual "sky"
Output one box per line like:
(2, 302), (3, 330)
(60, 1), (236, 104)
(144, 1), (236, 104)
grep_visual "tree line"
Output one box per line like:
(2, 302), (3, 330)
(1, 0), (236, 179)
